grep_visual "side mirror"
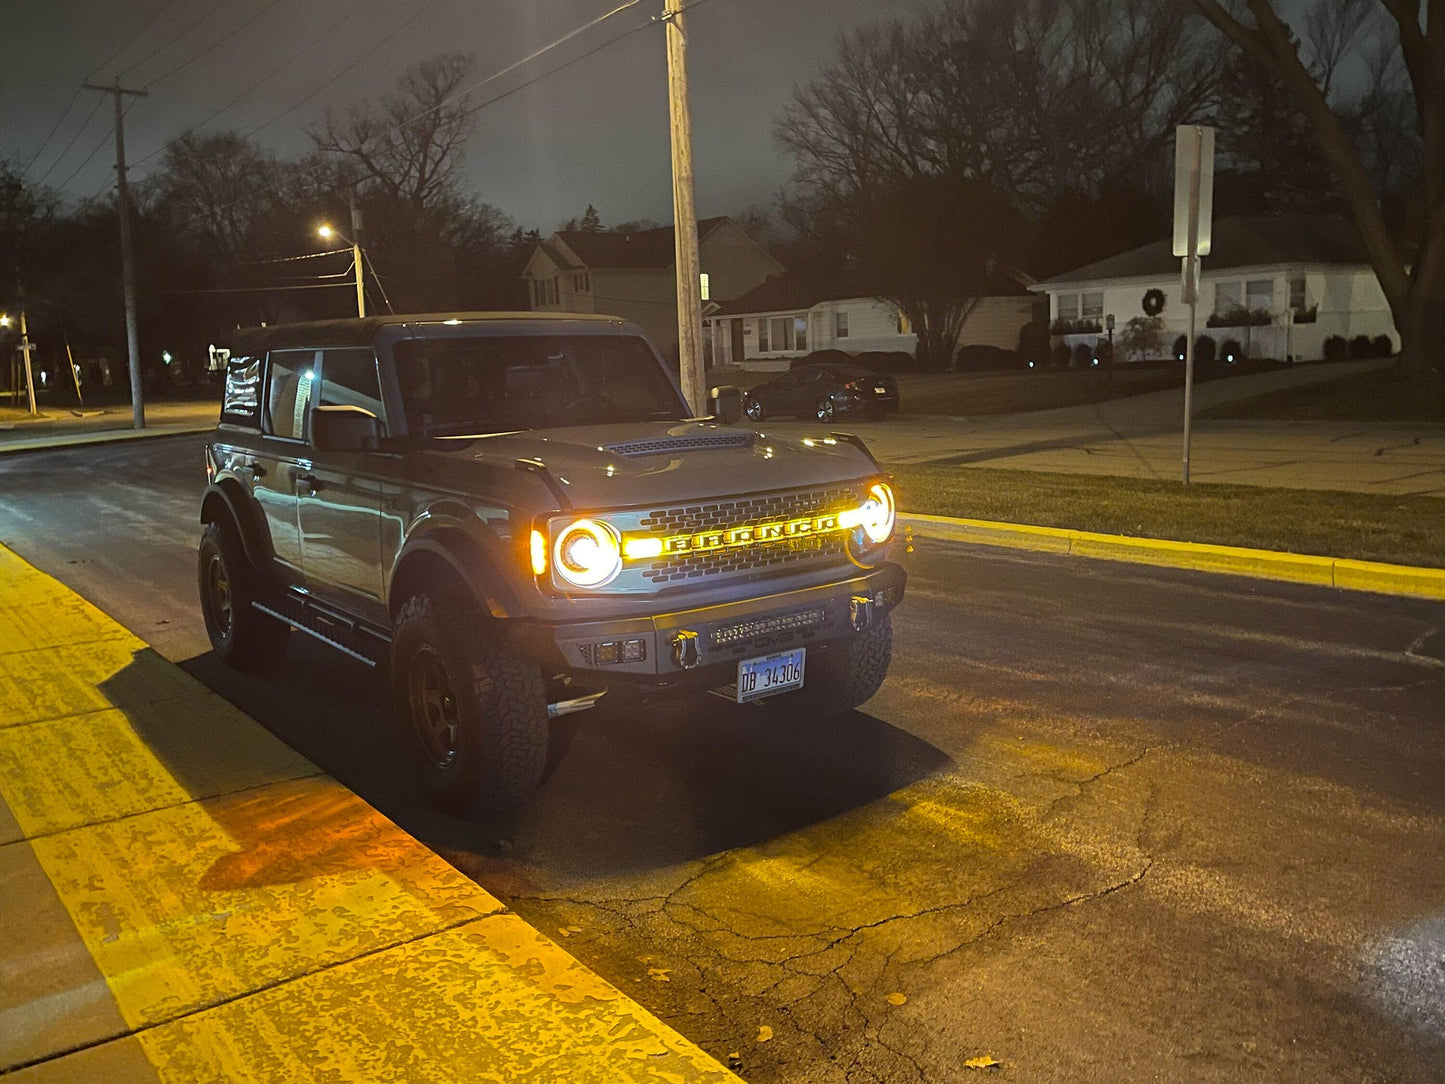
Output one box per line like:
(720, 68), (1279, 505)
(312, 404), (381, 452)
(708, 384), (744, 425)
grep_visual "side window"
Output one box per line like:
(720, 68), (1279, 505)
(220, 355), (261, 425)
(264, 349), (317, 441)
(318, 348), (385, 432)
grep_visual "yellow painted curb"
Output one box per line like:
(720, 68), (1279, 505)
(0, 544), (739, 1082)
(901, 513), (1445, 601)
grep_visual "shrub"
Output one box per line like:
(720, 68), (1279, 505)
(1093, 339), (1112, 366)
(1072, 341), (1093, 368)
(955, 345), (1022, 371)
(1349, 334), (1373, 359)
(790, 349), (853, 369)
(1219, 338), (1243, 364)
(1194, 336), (1217, 365)
(1118, 315), (1165, 361)
(1323, 335), (1348, 361)
(1050, 342), (1071, 368)
(1206, 306), (1272, 328)
(1371, 335), (1393, 358)
(850, 350), (917, 373)
(1016, 307), (1050, 363)
(1172, 334), (1188, 361)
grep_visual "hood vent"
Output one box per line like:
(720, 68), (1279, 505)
(604, 432), (754, 458)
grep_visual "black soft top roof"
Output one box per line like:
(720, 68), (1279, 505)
(224, 311), (626, 354)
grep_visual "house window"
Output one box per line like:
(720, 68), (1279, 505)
(770, 317), (790, 352)
(1288, 277), (1306, 311)
(1056, 293), (1080, 320)
(794, 316), (808, 352)
(897, 309), (913, 336)
(549, 277), (559, 305)
(1215, 281), (1241, 312)
(1246, 279), (1273, 312)
(573, 272), (590, 292)
(1081, 291), (1104, 320)
(757, 318), (769, 352)
(835, 311), (849, 338)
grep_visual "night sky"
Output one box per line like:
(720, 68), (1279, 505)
(3, 0), (937, 231)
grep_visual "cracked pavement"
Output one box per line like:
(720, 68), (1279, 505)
(2, 437), (1443, 1082)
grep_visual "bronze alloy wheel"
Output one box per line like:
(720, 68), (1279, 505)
(408, 645), (461, 769)
(205, 553), (234, 638)
(815, 397), (836, 421)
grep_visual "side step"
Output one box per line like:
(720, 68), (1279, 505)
(254, 593), (391, 668)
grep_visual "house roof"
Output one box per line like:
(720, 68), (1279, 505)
(712, 265), (1032, 317)
(552, 216), (731, 270)
(1041, 216), (1372, 287)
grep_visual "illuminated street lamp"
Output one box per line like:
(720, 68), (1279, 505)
(318, 201), (366, 318)
(0, 311), (38, 414)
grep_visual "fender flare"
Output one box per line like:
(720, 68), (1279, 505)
(389, 528), (523, 621)
(200, 480), (272, 570)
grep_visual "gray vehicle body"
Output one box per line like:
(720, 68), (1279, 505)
(200, 312), (905, 702)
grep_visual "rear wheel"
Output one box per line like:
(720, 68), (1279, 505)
(197, 520), (290, 670)
(814, 396), (837, 422)
(391, 593), (549, 815)
(744, 395), (765, 422)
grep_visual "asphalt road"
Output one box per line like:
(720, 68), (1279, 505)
(2, 434), (1443, 1082)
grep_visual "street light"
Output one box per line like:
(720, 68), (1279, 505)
(318, 218), (365, 318)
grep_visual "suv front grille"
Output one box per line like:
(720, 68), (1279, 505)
(635, 486), (858, 584)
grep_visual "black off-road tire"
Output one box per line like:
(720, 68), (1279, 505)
(792, 608), (893, 715)
(197, 520), (290, 671)
(391, 593), (549, 815)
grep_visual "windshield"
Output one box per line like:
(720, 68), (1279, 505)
(394, 334), (687, 437)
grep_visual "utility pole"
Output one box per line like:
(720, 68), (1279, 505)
(1173, 124), (1214, 486)
(17, 310), (37, 415)
(663, 0), (705, 415)
(350, 194), (365, 318)
(83, 81), (148, 429)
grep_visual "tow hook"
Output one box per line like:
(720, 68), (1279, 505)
(850, 595), (875, 632)
(547, 691), (606, 719)
(672, 630), (701, 670)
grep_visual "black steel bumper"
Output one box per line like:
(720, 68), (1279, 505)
(507, 562), (905, 692)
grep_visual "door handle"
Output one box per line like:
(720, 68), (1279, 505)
(290, 468), (319, 495)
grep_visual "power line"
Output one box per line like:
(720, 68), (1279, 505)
(19, 88), (83, 179)
(126, 0), (368, 173)
(241, 0), (448, 139)
(52, 98), (142, 196)
(115, 0), (232, 82)
(30, 95), (107, 186)
(144, 0), (289, 89)
(87, 0), (183, 80)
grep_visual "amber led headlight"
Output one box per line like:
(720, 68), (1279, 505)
(840, 482), (896, 545)
(552, 518), (622, 588)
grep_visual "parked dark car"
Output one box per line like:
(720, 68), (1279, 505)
(743, 362), (900, 422)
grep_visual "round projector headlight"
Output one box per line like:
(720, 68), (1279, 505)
(858, 482), (896, 545)
(552, 519), (622, 588)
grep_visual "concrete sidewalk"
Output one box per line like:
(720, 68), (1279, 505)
(0, 544), (737, 1082)
(0, 400), (218, 455)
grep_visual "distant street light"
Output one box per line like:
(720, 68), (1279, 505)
(317, 196), (367, 318)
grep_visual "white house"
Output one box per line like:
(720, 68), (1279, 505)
(523, 218), (783, 354)
(707, 268), (1036, 371)
(1032, 216), (1397, 363)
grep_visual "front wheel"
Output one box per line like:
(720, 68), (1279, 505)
(813, 396), (837, 422)
(744, 395), (765, 422)
(197, 521), (290, 671)
(790, 608), (893, 715)
(391, 594), (549, 815)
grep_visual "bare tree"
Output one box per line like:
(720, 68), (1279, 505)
(312, 53), (476, 212)
(149, 132), (293, 265)
(1196, 0), (1443, 376)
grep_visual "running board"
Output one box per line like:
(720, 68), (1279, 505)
(253, 598), (389, 668)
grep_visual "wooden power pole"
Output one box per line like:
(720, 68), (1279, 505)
(663, 0), (706, 415)
(83, 81), (148, 429)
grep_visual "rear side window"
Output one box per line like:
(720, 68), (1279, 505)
(318, 348), (386, 433)
(264, 349), (317, 441)
(220, 355), (261, 426)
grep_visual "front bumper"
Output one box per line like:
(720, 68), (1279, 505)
(507, 562), (905, 691)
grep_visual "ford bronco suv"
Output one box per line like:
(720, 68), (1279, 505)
(199, 313), (906, 813)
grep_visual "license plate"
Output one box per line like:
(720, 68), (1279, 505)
(736, 647), (806, 703)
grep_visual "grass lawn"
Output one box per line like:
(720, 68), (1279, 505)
(1199, 365), (1445, 423)
(891, 463), (1445, 569)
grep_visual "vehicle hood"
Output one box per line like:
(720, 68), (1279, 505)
(417, 421), (881, 508)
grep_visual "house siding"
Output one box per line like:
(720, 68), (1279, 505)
(1040, 265), (1396, 362)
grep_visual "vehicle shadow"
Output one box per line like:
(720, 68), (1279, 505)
(177, 636), (949, 879)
